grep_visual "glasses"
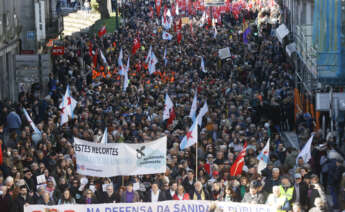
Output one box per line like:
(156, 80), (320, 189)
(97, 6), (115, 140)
(87, 192), (92, 194)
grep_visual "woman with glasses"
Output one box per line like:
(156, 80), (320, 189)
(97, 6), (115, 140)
(81, 189), (98, 204)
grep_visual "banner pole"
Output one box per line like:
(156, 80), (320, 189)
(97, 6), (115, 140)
(195, 141), (198, 181)
(122, 176), (124, 187)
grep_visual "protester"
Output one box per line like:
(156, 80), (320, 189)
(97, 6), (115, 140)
(0, 0), (344, 211)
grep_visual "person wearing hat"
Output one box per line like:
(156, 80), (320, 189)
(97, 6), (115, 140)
(23, 168), (35, 193)
(241, 180), (265, 204)
(121, 181), (140, 203)
(292, 173), (308, 210)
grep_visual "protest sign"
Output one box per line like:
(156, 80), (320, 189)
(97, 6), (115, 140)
(74, 136), (167, 177)
(218, 47), (231, 59)
(25, 200), (275, 212)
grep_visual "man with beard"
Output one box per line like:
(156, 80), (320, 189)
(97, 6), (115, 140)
(13, 186), (34, 212)
(242, 181), (265, 204)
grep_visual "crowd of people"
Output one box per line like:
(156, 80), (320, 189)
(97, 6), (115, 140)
(0, 0), (345, 212)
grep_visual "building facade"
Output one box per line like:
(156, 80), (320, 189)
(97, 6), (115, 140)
(0, 0), (21, 102)
(0, 0), (60, 101)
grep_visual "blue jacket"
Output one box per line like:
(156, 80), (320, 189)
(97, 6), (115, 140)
(6, 111), (22, 129)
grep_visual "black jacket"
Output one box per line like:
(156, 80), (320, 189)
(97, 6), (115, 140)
(145, 190), (167, 202)
(13, 195), (34, 212)
(101, 192), (120, 203)
(182, 178), (195, 197)
(292, 181), (308, 207)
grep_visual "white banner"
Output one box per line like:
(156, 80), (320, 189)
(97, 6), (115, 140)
(25, 200), (275, 212)
(218, 47), (231, 59)
(74, 136), (167, 177)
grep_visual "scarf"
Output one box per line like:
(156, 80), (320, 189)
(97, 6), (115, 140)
(193, 190), (205, 200)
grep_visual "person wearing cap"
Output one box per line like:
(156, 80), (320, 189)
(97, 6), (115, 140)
(23, 168), (35, 193)
(120, 181), (140, 203)
(292, 173), (308, 210)
(241, 180), (265, 204)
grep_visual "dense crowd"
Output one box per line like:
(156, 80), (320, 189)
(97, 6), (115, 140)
(0, 0), (345, 212)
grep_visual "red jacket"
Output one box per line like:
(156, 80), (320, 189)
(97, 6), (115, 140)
(173, 193), (190, 200)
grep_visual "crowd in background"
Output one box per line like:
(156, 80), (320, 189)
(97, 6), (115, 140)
(0, 0), (345, 212)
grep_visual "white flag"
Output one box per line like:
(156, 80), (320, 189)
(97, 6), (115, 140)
(118, 48), (124, 76)
(148, 51), (158, 74)
(296, 135), (314, 164)
(162, 31), (173, 40)
(257, 139), (270, 174)
(59, 85), (77, 126)
(23, 108), (41, 134)
(100, 128), (108, 144)
(162, 16), (172, 30)
(196, 101), (208, 126)
(201, 57), (207, 73)
(100, 49), (108, 67)
(189, 91), (198, 120)
(180, 120), (198, 150)
(163, 47), (167, 66)
(200, 11), (206, 27)
(213, 26), (218, 38)
(176, 3), (179, 15)
(163, 93), (174, 120)
(145, 45), (152, 64)
(123, 57), (130, 91)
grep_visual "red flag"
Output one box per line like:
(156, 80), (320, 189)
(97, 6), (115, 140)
(173, 21), (177, 32)
(171, 3), (176, 16)
(178, 19), (182, 30)
(155, 0), (162, 16)
(98, 25), (106, 37)
(204, 163), (210, 175)
(131, 37), (141, 55)
(177, 31), (182, 44)
(149, 6), (154, 18)
(230, 142), (247, 176)
(167, 109), (176, 127)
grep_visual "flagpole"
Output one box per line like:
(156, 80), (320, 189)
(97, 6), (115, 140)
(195, 141), (198, 181)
